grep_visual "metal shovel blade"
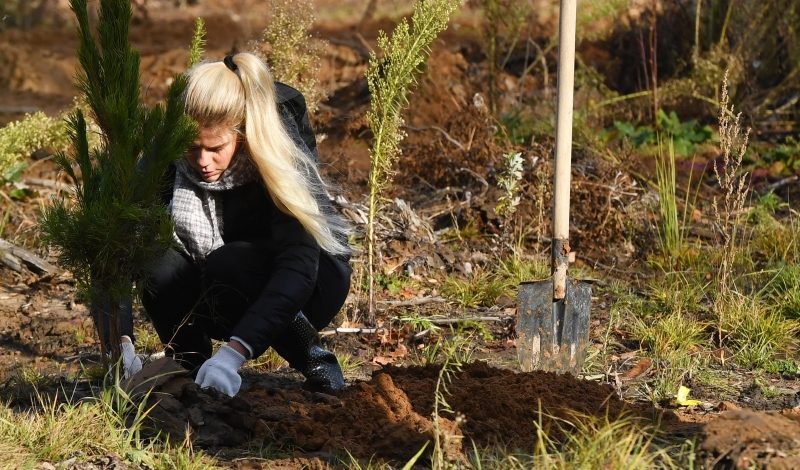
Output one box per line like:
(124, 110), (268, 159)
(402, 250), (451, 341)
(517, 277), (591, 374)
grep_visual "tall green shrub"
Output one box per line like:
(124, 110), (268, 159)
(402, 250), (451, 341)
(364, 0), (462, 320)
(40, 0), (196, 368)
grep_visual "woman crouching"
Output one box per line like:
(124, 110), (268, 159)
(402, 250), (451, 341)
(118, 52), (352, 397)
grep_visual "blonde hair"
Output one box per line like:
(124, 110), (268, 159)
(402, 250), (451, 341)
(183, 52), (349, 255)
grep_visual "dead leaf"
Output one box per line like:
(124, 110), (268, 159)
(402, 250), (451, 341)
(372, 343), (408, 365)
(622, 357), (652, 380)
(372, 356), (394, 366)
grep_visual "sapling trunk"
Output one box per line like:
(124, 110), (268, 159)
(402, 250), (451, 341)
(108, 299), (121, 372)
(96, 299), (109, 371)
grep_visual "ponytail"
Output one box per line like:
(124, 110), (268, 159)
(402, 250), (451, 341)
(183, 53), (349, 255)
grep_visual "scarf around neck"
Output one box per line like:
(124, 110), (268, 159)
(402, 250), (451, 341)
(171, 152), (259, 261)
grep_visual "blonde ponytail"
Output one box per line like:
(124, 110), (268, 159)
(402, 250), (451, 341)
(183, 53), (349, 255)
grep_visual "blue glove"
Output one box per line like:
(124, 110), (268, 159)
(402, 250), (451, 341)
(120, 337), (142, 379)
(195, 345), (247, 397)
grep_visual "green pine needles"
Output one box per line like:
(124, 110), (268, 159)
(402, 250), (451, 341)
(40, 0), (196, 367)
(365, 0), (462, 320)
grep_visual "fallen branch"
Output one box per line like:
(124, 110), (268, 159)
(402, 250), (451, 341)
(393, 315), (514, 325)
(0, 239), (60, 275)
(762, 175), (799, 194)
(378, 295), (448, 308)
(319, 327), (386, 337)
(404, 124), (465, 150)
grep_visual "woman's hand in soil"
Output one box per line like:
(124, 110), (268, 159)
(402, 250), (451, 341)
(195, 344), (247, 396)
(120, 336), (142, 379)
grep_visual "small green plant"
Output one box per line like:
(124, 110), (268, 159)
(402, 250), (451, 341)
(495, 151), (524, 254)
(336, 350), (366, 376)
(632, 310), (706, 360)
(430, 335), (471, 469)
(719, 297), (799, 370)
(247, 347), (286, 370)
(187, 17), (206, 67)
(608, 109), (713, 156)
(757, 137), (800, 176)
(441, 269), (506, 309)
(251, 0), (326, 113)
(764, 264), (800, 319)
(765, 359), (799, 377)
(364, 0), (462, 320)
(417, 330), (476, 367)
(629, 305), (707, 401)
(496, 253), (550, 285)
(654, 139), (685, 260)
(132, 324), (162, 355)
(398, 312), (441, 333)
(0, 112), (70, 185)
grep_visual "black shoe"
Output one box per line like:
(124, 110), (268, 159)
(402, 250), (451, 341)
(272, 312), (345, 394)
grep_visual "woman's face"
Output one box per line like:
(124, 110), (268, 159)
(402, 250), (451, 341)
(186, 126), (240, 182)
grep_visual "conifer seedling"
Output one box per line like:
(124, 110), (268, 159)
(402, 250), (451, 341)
(40, 0), (196, 370)
(364, 0), (462, 321)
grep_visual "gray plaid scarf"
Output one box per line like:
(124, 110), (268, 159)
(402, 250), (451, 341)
(171, 153), (259, 261)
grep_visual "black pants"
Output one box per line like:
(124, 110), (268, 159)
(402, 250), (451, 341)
(140, 241), (350, 370)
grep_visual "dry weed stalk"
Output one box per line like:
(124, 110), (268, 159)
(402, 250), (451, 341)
(712, 74), (750, 350)
(712, 74), (750, 299)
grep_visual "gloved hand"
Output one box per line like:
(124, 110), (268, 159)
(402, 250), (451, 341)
(120, 338), (142, 379)
(195, 345), (247, 397)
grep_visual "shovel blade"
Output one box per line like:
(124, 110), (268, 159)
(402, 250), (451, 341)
(516, 277), (592, 374)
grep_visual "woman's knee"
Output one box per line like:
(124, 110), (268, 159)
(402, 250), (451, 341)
(141, 248), (199, 297)
(140, 248), (201, 325)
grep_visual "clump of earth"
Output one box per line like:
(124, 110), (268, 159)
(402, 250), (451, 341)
(697, 409), (800, 469)
(129, 358), (626, 463)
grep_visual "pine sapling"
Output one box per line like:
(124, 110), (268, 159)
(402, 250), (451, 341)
(40, 0), (196, 370)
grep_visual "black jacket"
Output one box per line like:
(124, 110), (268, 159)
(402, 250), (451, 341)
(164, 82), (351, 357)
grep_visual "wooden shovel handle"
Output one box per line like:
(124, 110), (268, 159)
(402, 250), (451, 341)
(552, 0), (577, 300)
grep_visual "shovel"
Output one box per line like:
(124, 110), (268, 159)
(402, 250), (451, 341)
(516, 0), (592, 374)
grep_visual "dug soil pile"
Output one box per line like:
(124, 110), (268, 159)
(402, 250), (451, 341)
(697, 409), (800, 469)
(132, 359), (626, 462)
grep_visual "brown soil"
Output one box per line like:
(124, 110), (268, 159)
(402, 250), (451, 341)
(698, 410), (800, 469)
(132, 358), (625, 464)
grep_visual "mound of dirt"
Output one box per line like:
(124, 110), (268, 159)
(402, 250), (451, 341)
(698, 410), (800, 469)
(133, 359), (625, 463)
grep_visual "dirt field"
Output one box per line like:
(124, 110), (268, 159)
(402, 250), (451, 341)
(1, 0), (800, 468)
